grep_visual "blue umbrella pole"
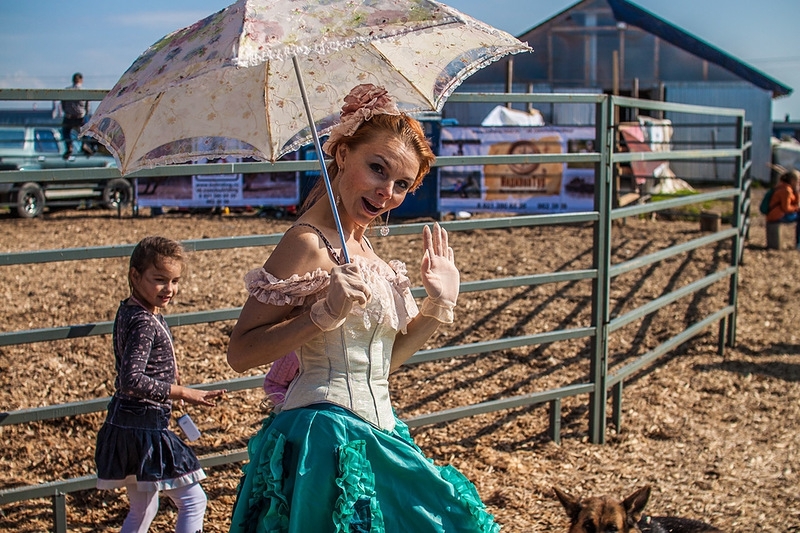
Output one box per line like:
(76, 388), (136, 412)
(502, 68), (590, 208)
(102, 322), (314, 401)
(292, 56), (351, 264)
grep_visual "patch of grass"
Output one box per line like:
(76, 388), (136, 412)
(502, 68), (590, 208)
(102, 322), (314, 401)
(649, 189), (734, 220)
(650, 189), (698, 202)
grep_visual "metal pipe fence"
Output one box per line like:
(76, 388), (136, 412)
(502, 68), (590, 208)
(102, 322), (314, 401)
(0, 89), (749, 531)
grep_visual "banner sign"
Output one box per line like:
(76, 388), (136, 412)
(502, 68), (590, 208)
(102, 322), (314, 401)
(439, 126), (596, 214)
(135, 156), (300, 208)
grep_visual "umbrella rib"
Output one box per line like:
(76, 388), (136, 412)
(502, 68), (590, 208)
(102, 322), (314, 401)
(126, 93), (164, 171)
(263, 61), (272, 158)
(367, 43), (435, 111)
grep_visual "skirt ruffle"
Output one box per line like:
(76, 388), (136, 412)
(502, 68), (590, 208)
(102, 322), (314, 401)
(230, 404), (499, 533)
(95, 397), (205, 492)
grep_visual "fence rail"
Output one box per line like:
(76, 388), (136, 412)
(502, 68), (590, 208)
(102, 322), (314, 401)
(0, 89), (749, 532)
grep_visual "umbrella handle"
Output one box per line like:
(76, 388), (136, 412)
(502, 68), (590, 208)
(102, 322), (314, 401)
(292, 56), (351, 264)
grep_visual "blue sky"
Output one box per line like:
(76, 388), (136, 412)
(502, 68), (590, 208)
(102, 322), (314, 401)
(1, 0), (798, 121)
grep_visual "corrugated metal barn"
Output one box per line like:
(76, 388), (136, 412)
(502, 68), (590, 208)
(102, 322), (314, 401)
(443, 0), (792, 183)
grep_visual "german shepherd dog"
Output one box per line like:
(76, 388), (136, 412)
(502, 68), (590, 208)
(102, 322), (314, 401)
(553, 485), (723, 533)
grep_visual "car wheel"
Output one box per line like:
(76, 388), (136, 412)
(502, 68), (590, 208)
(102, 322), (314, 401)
(14, 182), (45, 218)
(102, 178), (133, 209)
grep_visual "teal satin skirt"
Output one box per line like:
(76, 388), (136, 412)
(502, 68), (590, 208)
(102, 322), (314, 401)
(229, 403), (499, 533)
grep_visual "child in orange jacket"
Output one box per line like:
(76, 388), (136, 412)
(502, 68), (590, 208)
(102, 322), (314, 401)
(766, 170), (800, 249)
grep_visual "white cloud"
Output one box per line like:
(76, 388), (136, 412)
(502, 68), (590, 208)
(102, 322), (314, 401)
(0, 72), (49, 90)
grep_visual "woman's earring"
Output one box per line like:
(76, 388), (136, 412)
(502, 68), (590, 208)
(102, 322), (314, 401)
(380, 210), (391, 237)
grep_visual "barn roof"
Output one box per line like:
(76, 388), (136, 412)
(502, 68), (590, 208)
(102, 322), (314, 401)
(520, 0), (791, 98)
(609, 0), (790, 97)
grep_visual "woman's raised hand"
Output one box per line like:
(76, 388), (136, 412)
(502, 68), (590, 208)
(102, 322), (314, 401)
(310, 263), (371, 331)
(419, 223), (459, 323)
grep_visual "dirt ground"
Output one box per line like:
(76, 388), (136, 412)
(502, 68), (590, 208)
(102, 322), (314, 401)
(0, 193), (798, 532)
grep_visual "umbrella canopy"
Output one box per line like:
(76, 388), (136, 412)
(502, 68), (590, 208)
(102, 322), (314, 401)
(82, 0), (531, 175)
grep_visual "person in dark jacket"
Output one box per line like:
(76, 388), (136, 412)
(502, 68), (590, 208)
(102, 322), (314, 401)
(59, 73), (92, 159)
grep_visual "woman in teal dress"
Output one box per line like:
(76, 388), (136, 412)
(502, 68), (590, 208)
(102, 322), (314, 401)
(226, 84), (499, 533)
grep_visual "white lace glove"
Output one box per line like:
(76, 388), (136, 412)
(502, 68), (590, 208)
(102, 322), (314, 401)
(310, 263), (371, 331)
(419, 223), (460, 324)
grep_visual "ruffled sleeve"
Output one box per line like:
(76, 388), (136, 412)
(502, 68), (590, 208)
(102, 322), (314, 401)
(244, 267), (330, 307)
(387, 260), (419, 334)
(244, 259), (419, 334)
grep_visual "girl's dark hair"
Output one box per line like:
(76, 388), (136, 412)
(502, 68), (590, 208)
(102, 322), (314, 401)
(129, 236), (186, 278)
(301, 113), (435, 212)
(779, 169), (800, 184)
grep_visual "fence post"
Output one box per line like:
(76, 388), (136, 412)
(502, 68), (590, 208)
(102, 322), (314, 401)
(727, 115), (746, 348)
(53, 490), (67, 533)
(611, 381), (624, 432)
(588, 95), (614, 444)
(717, 316), (727, 356)
(548, 398), (562, 445)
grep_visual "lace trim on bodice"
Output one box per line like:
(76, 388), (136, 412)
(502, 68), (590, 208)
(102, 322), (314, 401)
(244, 255), (419, 333)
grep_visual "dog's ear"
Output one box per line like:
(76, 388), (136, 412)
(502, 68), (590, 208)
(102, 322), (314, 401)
(553, 487), (582, 521)
(622, 485), (651, 524)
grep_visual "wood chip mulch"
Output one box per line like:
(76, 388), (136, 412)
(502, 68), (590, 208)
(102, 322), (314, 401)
(1, 195), (797, 532)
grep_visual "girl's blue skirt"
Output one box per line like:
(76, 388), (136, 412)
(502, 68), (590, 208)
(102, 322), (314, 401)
(95, 396), (205, 491)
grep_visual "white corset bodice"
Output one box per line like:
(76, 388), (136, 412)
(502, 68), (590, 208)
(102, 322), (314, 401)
(244, 255), (419, 431)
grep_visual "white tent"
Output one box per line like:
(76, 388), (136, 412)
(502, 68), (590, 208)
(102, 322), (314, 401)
(481, 105), (544, 127)
(772, 137), (800, 173)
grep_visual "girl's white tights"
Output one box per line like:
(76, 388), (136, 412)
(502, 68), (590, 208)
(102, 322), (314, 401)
(121, 482), (207, 533)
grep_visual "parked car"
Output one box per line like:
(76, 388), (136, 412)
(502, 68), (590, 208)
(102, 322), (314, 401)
(0, 125), (132, 218)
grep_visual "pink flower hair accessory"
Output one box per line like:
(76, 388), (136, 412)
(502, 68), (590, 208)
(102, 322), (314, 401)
(322, 84), (400, 155)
